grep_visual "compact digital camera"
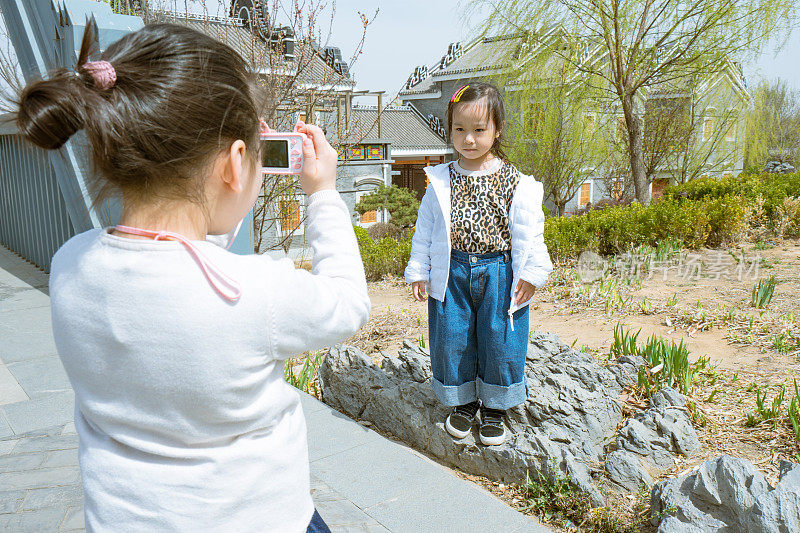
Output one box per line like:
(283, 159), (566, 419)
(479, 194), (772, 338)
(259, 132), (305, 175)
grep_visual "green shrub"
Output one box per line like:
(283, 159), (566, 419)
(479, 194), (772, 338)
(705, 195), (748, 247)
(354, 225), (413, 281)
(366, 222), (402, 240)
(541, 193), (746, 261)
(355, 185), (420, 228)
(665, 172), (800, 220)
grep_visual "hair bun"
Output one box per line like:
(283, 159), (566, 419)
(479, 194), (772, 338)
(16, 70), (86, 150)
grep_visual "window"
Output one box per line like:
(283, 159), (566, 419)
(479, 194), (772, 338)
(725, 125), (735, 142)
(579, 182), (591, 206)
(360, 210), (377, 224)
(366, 145), (385, 160)
(348, 146), (365, 160)
(278, 199), (301, 234)
(355, 190), (378, 226)
(612, 181), (623, 200)
(703, 117), (715, 142)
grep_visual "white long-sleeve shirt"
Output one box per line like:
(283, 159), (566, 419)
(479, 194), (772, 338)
(49, 190), (370, 532)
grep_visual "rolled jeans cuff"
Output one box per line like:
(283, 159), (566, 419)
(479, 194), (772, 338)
(430, 377), (477, 407)
(477, 377), (528, 410)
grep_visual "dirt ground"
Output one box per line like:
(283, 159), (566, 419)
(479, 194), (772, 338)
(359, 241), (800, 377)
(340, 238), (800, 524)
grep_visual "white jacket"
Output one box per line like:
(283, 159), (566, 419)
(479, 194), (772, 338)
(404, 162), (553, 327)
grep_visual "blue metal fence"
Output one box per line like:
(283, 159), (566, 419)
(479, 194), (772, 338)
(0, 118), (75, 272)
(0, 0), (254, 270)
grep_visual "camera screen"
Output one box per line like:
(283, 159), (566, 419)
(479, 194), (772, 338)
(261, 140), (289, 168)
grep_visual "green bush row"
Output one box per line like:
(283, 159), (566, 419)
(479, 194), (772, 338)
(356, 172), (798, 276)
(543, 194), (748, 261)
(664, 172), (800, 219)
(354, 225), (413, 281)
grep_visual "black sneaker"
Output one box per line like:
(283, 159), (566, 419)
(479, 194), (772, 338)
(445, 401), (480, 439)
(479, 406), (506, 446)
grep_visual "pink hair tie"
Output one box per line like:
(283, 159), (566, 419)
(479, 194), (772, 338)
(82, 60), (117, 90)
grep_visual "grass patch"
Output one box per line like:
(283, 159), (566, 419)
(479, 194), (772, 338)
(611, 324), (716, 398)
(751, 276), (777, 309)
(284, 351), (324, 396)
(519, 470), (649, 532)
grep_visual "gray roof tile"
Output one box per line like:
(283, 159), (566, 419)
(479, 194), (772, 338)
(400, 34), (523, 95)
(434, 34), (521, 77)
(324, 107), (447, 151)
(146, 13), (354, 87)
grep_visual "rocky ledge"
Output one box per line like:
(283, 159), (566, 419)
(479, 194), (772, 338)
(318, 331), (700, 506)
(651, 455), (800, 532)
(319, 332), (800, 530)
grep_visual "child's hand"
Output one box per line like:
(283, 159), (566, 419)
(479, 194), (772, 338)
(295, 122), (338, 196)
(411, 281), (427, 301)
(514, 280), (536, 305)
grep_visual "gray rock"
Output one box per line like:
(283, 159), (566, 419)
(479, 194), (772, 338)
(657, 515), (707, 533)
(777, 460), (800, 487)
(764, 161), (796, 174)
(747, 461), (800, 533)
(605, 450), (653, 491)
(651, 455), (789, 532)
(616, 401), (700, 470)
(638, 406), (701, 456)
(651, 387), (686, 409)
(319, 332), (623, 506)
(606, 355), (646, 389)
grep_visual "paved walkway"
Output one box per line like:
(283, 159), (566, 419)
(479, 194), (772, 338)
(0, 245), (549, 532)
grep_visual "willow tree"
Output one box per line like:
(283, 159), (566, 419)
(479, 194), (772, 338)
(499, 55), (610, 216)
(471, 0), (797, 204)
(744, 79), (800, 169)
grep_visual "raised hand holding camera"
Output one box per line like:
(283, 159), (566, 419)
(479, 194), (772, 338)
(294, 121), (338, 196)
(259, 120), (337, 197)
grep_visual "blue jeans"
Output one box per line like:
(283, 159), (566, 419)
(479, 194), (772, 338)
(306, 509), (330, 533)
(428, 249), (529, 410)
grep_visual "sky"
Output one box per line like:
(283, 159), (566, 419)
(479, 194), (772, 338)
(2, 0), (799, 100)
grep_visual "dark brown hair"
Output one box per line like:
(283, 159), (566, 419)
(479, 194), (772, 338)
(446, 81), (508, 161)
(16, 22), (260, 207)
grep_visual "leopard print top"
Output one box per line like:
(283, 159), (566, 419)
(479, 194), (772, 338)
(449, 160), (521, 253)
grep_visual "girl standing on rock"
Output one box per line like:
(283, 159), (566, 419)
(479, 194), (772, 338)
(16, 22), (369, 532)
(405, 82), (552, 446)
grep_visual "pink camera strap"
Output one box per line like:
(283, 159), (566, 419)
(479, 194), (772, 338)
(114, 225), (242, 302)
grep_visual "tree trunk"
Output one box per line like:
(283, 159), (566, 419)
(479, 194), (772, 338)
(622, 94), (650, 204)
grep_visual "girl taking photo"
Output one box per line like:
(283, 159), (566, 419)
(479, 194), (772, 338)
(17, 22), (369, 532)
